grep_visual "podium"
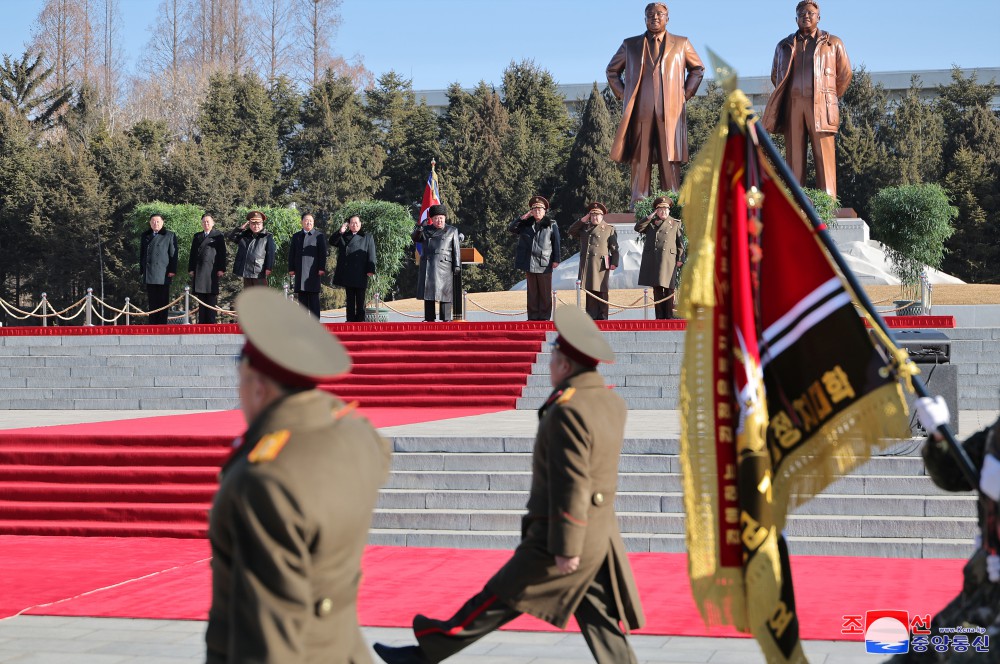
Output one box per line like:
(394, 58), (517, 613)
(454, 247), (484, 321)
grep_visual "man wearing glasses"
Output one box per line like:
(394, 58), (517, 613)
(231, 210), (276, 289)
(607, 2), (704, 205)
(762, 0), (852, 197)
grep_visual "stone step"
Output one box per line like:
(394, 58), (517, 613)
(388, 452), (930, 476)
(370, 509), (978, 539)
(367, 530), (976, 558)
(0, 397), (240, 410)
(376, 489), (975, 517)
(383, 470), (954, 495)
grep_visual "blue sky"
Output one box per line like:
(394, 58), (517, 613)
(1, 0), (998, 90)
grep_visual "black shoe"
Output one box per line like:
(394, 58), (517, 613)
(373, 643), (428, 664)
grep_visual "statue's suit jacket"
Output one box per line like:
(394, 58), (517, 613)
(606, 31), (704, 164)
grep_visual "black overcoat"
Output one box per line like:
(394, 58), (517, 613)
(188, 229), (228, 294)
(332, 231), (376, 290)
(412, 224), (460, 302)
(288, 230), (329, 292)
(140, 228), (178, 286)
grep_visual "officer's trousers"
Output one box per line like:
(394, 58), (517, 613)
(413, 564), (637, 664)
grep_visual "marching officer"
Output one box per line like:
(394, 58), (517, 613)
(374, 305), (645, 664)
(206, 287), (391, 663)
(635, 195), (685, 319)
(568, 202), (620, 321)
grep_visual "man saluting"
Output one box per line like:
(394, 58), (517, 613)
(374, 306), (645, 664)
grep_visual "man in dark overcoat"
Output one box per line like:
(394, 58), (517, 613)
(607, 2), (704, 204)
(288, 213), (329, 319)
(206, 287), (390, 664)
(332, 215), (377, 323)
(187, 214), (228, 324)
(139, 213), (178, 325)
(568, 202), (620, 321)
(509, 195), (561, 321)
(760, 0), (851, 197)
(885, 397), (1000, 663)
(231, 210), (276, 289)
(375, 306), (645, 664)
(635, 195), (684, 319)
(412, 204), (461, 322)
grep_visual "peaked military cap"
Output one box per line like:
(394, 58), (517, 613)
(529, 195), (550, 210)
(653, 196), (672, 209)
(245, 210), (267, 222)
(237, 287), (350, 388)
(588, 202), (608, 215)
(553, 305), (615, 367)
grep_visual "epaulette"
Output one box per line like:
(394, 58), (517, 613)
(556, 387), (576, 405)
(248, 430), (291, 463)
(333, 401), (360, 421)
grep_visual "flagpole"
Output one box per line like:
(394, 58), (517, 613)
(749, 120), (980, 489)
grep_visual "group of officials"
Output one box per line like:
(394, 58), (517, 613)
(509, 195), (684, 322)
(139, 210), (377, 324)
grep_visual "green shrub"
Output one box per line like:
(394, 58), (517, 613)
(868, 184), (957, 291)
(802, 188), (839, 229)
(330, 200), (415, 304)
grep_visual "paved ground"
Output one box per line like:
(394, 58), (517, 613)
(0, 616), (878, 663)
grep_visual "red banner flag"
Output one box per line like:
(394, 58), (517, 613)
(678, 90), (916, 663)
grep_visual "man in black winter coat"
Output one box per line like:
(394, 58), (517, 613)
(332, 215), (376, 323)
(140, 213), (178, 325)
(288, 213), (329, 318)
(188, 214), (228, 324)
(509, 195), (560, 321)
(231, 210), (275, 289)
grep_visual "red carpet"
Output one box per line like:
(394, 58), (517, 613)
(0, 407), (507, 538)
(0, 537), (963, 641)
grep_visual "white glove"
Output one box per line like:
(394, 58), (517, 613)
(980, 454), (1000, 502)
(988, 553), (1000, 583)
(915, 396), (949, 433)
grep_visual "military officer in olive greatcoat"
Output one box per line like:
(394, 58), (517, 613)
(374, 306), (645, 664)
(206, 287), (390, 664)
(635, 195), (685, 319)
(568, 202), (620, 321)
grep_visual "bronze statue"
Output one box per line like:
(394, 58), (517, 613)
(761, 0), (852, 198)
(607, 2), (704, 205)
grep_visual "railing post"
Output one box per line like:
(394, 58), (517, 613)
(283, 283), (290, 300)
(183, 286), (191, 325)
(40, 293), (48, 327)
(462, 289), (468, 322)
(375, 292), (381, 323)
(575, 280), (582, 309)
(124, 297), (130, 326)
(551, 290), (557, 321)
(643, 288), (649, 320)
(85, 288), (94, 326)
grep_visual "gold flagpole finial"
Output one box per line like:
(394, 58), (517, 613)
(706, 47), (738, 95)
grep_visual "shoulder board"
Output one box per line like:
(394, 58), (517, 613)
(248, 430), (291, 463)
(556, 387), (576, 405)
(333, 401), (360, 421)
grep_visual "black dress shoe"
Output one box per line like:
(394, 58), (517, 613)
(373, 643), (428, 664)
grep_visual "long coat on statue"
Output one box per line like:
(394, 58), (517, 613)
(634, 215), (684, 289)
(606, 31), (704, 164)
(412, 224), (460, 302)
(485, 370), (645, 631)
(188, 229), (228, 294)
